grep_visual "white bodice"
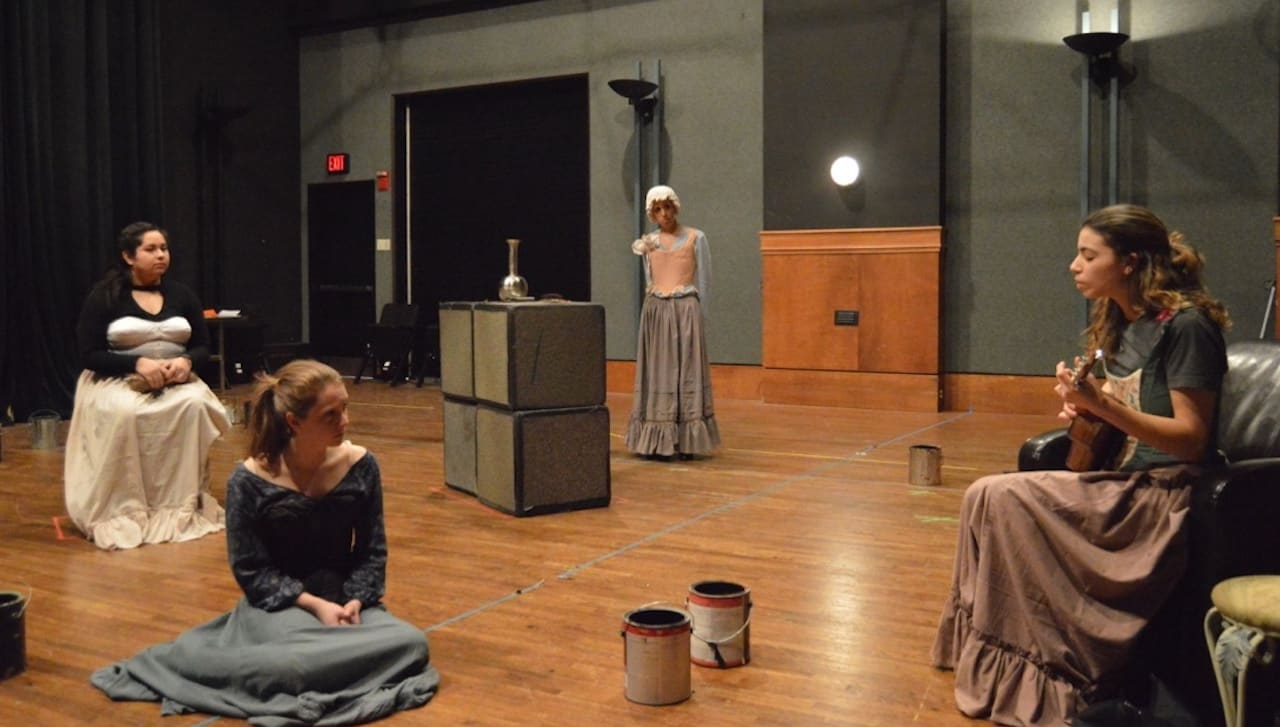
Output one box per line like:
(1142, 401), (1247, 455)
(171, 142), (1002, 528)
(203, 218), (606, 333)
(106, 316), (191, 359)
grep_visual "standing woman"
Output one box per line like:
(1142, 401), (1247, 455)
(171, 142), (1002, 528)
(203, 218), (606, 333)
(65, 221), (229, 550)
(92, 360), (439, 724)
(932, 204), (1231, 725)
(625, 185), (721, 458)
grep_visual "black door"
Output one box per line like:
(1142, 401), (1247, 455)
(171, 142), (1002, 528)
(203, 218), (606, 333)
(307, 180), (375, 357)
(397, 75), (590, 324)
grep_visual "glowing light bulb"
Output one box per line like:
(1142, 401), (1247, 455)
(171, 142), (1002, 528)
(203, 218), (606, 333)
(830, 156), (861, 186)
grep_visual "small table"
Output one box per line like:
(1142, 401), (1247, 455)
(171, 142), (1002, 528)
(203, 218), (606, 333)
(205, 317), (266, 392)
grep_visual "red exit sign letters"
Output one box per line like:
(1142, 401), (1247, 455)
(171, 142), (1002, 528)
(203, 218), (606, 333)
(326, 153), (350, 175)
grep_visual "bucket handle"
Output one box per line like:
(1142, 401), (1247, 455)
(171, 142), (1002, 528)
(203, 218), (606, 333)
(686, 598), (753, 646)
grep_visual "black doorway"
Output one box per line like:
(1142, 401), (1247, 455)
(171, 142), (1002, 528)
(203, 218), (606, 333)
(307, 180), (375, 357)
(396, 75), (590, 322)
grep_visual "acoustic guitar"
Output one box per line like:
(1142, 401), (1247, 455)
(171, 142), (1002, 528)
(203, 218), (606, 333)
(1064, 350), (1126, 471)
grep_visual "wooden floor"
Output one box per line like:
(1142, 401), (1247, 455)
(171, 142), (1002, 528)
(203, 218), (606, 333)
(0, 381), (1061, 726)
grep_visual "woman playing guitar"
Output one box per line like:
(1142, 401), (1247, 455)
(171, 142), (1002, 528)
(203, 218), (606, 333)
(932, 204), (1231, 726)
(1054, 208), (1231, 471)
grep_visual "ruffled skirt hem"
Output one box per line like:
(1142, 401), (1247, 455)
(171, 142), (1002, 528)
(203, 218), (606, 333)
(625, 415), (721, 457)
(87, 493), (226, 551)
(934, 596), (1082, 726)
(64, 370), (229, 550)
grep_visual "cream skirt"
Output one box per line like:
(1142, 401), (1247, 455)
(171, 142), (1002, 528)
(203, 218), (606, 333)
(64, 371), (230, 550)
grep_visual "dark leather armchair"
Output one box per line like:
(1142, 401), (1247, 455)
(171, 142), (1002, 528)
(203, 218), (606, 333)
(1018, 340), (1280, 724)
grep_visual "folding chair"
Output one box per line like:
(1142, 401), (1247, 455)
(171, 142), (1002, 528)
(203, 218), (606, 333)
(355, 303), (420, 386)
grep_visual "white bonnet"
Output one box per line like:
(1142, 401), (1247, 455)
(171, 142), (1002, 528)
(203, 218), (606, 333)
(645, 185), (680, 212)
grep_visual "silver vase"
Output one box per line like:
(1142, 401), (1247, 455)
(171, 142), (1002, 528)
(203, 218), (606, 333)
(498, 238), (529, 301)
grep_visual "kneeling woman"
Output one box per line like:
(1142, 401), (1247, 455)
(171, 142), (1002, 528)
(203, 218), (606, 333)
(932, 205), (1230, 725)
(92, 360), (439, 724)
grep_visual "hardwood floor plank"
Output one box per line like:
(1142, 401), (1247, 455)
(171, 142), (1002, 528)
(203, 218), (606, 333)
(0, 380), (1060, 725)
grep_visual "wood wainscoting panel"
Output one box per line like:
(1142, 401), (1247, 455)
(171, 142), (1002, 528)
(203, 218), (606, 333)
(606, 358), (632, 391)
(605, 359), (633, 394)
(762, 368), (941, 412)
(707, 363), (766, 400)
(611, 360), (1064, 415)
(942, 373), (1058, 415)
(606, 360), (764, 402)
(860, 251), (941, 372)
(761, 227), (942, 411)
(761, 252), (861, 369)
(761, 227), (941, 374)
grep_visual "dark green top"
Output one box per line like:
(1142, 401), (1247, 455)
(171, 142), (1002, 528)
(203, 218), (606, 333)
(1102, 307), (1226, 470)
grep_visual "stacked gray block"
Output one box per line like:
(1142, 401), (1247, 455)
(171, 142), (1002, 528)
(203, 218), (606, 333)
(460, 301), (611, 516)
(471, 302), (605, 409)
(440, 302), (478, 494)
(475, 404), (610, 516)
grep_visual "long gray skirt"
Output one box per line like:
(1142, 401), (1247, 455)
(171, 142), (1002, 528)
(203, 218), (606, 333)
(931, 466), (1197, 725)
(91, 598), (439, 726)
(625, 293), (720, 456)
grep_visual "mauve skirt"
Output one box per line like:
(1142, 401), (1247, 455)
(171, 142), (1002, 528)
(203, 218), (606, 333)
(931, 465), (1198, 725)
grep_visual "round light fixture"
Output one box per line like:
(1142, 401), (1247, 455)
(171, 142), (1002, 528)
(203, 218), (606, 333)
(830, 156), (861, 187)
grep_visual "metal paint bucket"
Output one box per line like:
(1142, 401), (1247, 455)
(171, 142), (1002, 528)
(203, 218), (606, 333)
(687, 580), (752, 668)
(221, 399), (242, 426)
(0, 591), (27, 681)
(621, 606), (691, 705)
(909, 444), (942, 487)
(29, 410), (60, 450)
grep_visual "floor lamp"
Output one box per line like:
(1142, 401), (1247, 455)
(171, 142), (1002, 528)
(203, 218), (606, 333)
(1064, 26), (1129, 327)
(609, 62), (663, 321)
(1063, 29), (1129, 216)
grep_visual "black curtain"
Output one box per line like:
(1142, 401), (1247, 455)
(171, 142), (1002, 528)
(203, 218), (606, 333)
(402, 75), (591, 321)
(0, 1), (165, 422)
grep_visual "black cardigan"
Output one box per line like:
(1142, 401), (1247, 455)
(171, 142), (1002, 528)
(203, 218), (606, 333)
(75, 278), (212, 376)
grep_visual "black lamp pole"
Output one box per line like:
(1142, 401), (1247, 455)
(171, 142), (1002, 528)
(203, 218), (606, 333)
(1065, 23), (1130, 329)
(1063, 30), (1129, 214)
(609, 63), (663, 323)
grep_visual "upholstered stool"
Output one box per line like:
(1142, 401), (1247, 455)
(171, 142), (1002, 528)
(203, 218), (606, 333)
(1204, 575), (1280, 726)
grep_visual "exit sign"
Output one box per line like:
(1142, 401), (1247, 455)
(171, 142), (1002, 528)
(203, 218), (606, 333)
(326, 153), (350, 175)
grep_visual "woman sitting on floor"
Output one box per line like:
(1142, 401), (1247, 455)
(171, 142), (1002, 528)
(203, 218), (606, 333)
(91, 359), (439, 725)
(64, 221), (229, 550)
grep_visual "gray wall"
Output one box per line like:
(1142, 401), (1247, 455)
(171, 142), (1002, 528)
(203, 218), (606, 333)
(947, 0), (1278, 375)
(763, 0), (943, 229)
(299, 0), (1279, 376)
(299, 0), (765, 364)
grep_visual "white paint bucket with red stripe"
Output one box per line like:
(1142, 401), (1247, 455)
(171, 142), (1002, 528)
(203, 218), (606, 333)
(621, 605), (691, 705)
(687, 580), (751, 668)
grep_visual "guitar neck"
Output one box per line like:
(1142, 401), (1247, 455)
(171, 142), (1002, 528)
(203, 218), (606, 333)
(1075, 349), (1103, 387)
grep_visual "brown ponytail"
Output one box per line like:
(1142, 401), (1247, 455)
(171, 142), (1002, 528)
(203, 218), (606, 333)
(245, 360), (343, 471)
